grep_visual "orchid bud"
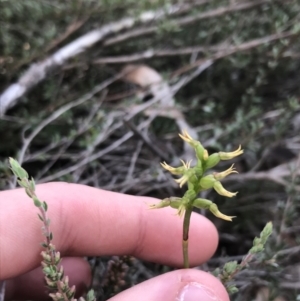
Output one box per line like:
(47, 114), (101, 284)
(179, 130), (205, 161)
(199, 175), (216, 189)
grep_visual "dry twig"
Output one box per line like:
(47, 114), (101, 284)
(0, 2), (196, 115)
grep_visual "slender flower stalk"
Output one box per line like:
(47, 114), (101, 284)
(182, 207), (193, 268)
(150, 131), (244, 268)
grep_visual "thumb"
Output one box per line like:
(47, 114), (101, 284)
(109, 269), (230, 301)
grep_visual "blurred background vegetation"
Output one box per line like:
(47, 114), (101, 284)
(1, 0), (300, 300)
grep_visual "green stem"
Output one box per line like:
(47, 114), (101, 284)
(183, 207), (193, 268)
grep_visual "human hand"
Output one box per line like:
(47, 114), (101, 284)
(0, 182), (229, 301)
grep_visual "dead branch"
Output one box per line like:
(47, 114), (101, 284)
(16, 73), (121, 171)
(35, 60), (213, 183)
(93, 45), (227, 64)
(0, 2), (196, 116)
(225, 158), (300, 190)
(103, 0), (269, 46)
(172, 30), (297, 77)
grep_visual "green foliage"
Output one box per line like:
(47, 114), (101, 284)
(213, 222), (273, 295)
(9, 158), (95, 301)
(2, 1), (300, 299)
(250, 221), (273, 254)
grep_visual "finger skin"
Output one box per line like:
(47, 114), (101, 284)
(0, 182), (218, 280)
(5, 257), (91, 300)
(109, 269), (230, 301)
(5, 264), (230, 301)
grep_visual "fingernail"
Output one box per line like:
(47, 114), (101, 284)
(178, 282), (219, 301)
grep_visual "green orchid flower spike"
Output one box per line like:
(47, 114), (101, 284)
(150, 130), (243, 268)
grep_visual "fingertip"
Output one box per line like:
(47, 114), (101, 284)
(176, 270), (230, 301)
(37, 183), (219, 267)
(1, 182), (220, 279)
(131, 200), (219, 267)
(187, 213), (219, 266)
(109, 269), (230, 301)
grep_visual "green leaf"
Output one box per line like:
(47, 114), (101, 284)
(15, 167), (28, 179)
(250, 245), (264, 254)
(37, 214), (44, 222)
(17, 166), (28, 179)
(87, 289), (96, 301)
(25, 188), (32, 198)
(9, 158), (20, 172)
(212, 267), (220, 277)
(224, 261), (238, 274)
(227, 285), (239, 294)
(43, 267), (52, 275)
(260, 221), (273, 242)
(43, 201), (48, 212)
(41, 242), (48, 248)
(33, 196), (42, 207)
(17, 179), (25, 188)
(253, 237), (260, 246)
(250, 222), (273, 254)
(29, 178), (36, 191)
(9, 158), (29, 179)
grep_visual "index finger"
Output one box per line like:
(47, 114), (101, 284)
(0, 182), (218, 279)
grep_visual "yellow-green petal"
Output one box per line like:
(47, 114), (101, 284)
(213, 164), (238, 180)
(209, 203), (235, 221)
(175, 174), (190, 188)
(178, 130), (195, 144)
(219, 145), (243, 160)
(213, 181), (237, 197)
